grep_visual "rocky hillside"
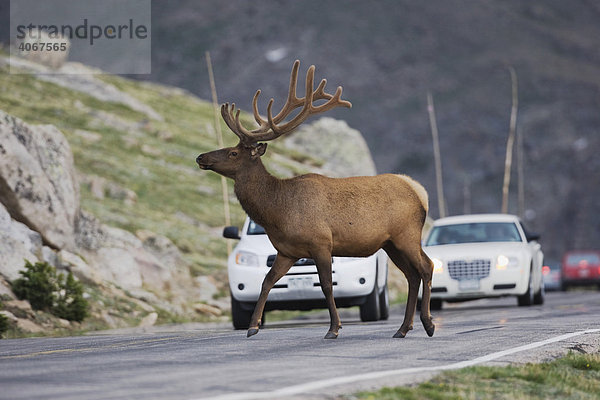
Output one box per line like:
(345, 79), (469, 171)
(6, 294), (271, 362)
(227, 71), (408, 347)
(0, 53), (377, 336)
(144, 0), (600, 261)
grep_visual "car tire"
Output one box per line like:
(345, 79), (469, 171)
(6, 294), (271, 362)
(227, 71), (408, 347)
(533, 278), (545, 305)
(430, 298), (443, 311)
(517, 269), (534, 307)
(418, 298), (442, 311)
(378, 284), (390, 321)
(360, 281), (380, 322)
(231, 295), (253, 330)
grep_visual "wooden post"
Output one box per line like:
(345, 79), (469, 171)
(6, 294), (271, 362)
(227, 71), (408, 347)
(206, 51), (232, 255)
(517, 114), (525, 219)
(501, 66), (518, 214)
(463, 175), (472, 215)
(427, 92), (446, 218)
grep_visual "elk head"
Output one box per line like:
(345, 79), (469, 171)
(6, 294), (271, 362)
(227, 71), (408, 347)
(196, 60), (352, 179)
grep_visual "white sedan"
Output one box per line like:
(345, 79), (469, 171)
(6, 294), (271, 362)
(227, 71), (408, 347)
(422, 214), (544, 310)
(224, 217), (389, 329)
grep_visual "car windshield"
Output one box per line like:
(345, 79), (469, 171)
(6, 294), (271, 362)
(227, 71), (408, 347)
(247, 220), (266, 235)
(566, 253), (600, 265)
(425, 222), (522, 246)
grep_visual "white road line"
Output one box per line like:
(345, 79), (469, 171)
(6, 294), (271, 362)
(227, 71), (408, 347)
(197, 328), (600, 400)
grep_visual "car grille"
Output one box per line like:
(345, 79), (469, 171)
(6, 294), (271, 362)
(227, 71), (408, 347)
(266, 255), (336, 267)
(266, 255), (317, 267)
(447, 259), (491, 280)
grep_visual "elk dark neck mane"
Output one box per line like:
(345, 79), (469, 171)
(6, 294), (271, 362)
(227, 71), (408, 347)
(233, 158), (282, 229)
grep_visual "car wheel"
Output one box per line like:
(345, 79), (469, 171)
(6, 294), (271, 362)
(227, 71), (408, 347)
(517, 270), (534, 307)
(231, 295), (253, 330)
(417, 298), (442, 311)
(378, 284), (389, 320)
(360, 281), (380, 322)
(430, 298), (443, 311)
(533, 278), (545, 305)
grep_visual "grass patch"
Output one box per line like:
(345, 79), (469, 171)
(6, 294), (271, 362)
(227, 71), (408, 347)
(356, 352), (600, 400)
(392, 291), (408, 305)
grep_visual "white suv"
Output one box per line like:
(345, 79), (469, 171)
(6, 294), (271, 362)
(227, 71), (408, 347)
(224, 217), (389, 329)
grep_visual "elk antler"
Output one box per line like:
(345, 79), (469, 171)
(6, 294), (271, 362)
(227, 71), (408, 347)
(221, 60), (352, 145)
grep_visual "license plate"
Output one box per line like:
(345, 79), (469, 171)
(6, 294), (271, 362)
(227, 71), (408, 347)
(579, 269), (590, 278)
(288, 276), (313, 290)
(459, 279), (480, 292)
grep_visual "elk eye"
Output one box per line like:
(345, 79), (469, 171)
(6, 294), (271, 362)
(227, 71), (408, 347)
(230, 151), (238, 157)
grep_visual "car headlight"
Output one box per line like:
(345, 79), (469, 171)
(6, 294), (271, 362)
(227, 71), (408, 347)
(431, 258), (444, 274)
(235, 251), (259, 267)
(496, 255), (518, 270)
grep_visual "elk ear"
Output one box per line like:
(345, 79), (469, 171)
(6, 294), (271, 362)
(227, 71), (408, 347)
(250, 143), (267, 159)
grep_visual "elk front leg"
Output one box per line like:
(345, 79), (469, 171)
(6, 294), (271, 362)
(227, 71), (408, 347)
(247, 253), (296, 338)
(314, 252), (341, 339)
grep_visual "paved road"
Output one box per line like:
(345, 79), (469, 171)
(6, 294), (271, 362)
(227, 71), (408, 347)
(1, 291), (599, 400)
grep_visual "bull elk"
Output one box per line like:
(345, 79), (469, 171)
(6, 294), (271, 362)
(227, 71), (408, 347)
(196, 60), (435, 339)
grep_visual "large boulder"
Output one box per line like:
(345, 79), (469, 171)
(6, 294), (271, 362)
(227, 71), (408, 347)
(0, 202), (41, 280)
(135, 229), (187, 272)
(283, 117), (377, 177)
(0, 111), (79, 250)
(75, 211), (178, 292)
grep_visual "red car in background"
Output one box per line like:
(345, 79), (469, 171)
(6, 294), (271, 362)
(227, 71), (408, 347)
(561, 250), (600, 290)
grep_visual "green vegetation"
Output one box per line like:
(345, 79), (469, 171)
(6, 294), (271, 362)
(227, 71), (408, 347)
(53, 272), (89, 323)
(356, 352), (600, 400)
(0, 310), (8, 338)
(12, 261), (59, 312)
(11, 261), (89, 322)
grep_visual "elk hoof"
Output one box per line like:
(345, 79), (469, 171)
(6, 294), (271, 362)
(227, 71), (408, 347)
(421, 315), (435, 337)
(324, 331), (339, 339)
(425, 323), (435, 337)
(393, 330), (407, 338)
(247, 327), (259, 338)
(393, 324), (411, 338)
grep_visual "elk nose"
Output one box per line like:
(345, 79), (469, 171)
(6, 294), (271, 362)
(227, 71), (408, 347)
(196, 154), (203, 165)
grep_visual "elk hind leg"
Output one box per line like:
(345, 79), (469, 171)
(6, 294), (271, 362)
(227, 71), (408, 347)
(314, 251), (341, 339)
(418, 249), (435, 337)
(385, 244), (419, 338)
(396, 270), (422, 338)
(247, 253), (295, 337)
(393, 245), (436, 337)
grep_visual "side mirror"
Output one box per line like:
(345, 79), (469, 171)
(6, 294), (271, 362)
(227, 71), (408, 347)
(526, 232), (540, 242)
(223, 226), (240, 240)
